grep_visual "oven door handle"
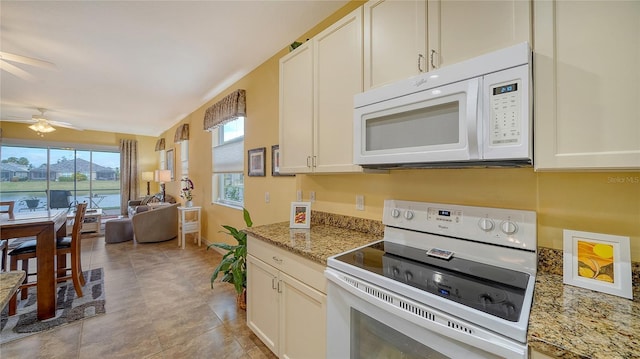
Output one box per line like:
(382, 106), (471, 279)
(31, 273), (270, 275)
(325, 269), (528, 359)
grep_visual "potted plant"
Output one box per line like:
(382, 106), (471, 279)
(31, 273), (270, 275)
(209, 208), (252, 310)
(20, 196), (40, 210)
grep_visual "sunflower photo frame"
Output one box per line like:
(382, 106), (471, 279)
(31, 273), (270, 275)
(563, 229), (632, 299)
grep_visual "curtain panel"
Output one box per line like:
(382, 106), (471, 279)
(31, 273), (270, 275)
(174, 124), (189, 143)
(203, 89), (246, 131)
(155, 138), (165, 151)
(119, 139), (138, 215)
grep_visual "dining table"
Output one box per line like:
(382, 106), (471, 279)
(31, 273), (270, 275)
(0, 209), (68, 320)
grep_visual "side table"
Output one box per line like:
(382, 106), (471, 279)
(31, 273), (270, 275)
(178, 206), (201, 249)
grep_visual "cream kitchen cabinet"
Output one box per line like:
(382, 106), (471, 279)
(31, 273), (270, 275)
(363, 0), (427, 88)
(427, 0), (531, 69)
(279, 7), (362, 174)
(247, 236), (327, 359)
(533, 0), (640, 170)
(363, 0), (531, 89)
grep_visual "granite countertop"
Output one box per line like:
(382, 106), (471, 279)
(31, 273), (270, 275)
(528, 272), (640, 358)
(245, 213), (639, 358)
(244, 221), (383, 265)
(0, 271), (26, 311)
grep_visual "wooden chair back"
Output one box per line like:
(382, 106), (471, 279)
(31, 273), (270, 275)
(0, 201), (15, 220)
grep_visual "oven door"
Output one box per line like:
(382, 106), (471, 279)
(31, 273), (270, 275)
(325, 269), (527, 359)
(353, 78), (480, 166)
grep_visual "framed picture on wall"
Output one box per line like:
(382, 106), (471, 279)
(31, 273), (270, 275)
(272, 145), (293, 176)
(166, 148), (175, 180)
(248, 147), (266, 177)
(563, 229), (632, 299)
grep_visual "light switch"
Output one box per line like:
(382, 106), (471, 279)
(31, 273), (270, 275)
(265, 192), (270, 203)
(310, 191), (316, 202)
(296, 190), (302, 201)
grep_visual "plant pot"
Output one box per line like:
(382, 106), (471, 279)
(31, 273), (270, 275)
(25, 199), (40, 209)
(185, 200), (193, 207)
(236, 288), (247, 310)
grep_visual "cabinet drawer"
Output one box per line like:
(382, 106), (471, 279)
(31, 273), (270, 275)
(248, 236), (327, 294)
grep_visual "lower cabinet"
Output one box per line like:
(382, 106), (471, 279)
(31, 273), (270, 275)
(247, 236), (327, 359)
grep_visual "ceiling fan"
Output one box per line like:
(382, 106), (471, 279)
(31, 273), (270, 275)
(3, 108), (82, 137)
(0, 51), (57, 81)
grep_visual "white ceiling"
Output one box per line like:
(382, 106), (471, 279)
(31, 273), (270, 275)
(0, 0), (348, 137)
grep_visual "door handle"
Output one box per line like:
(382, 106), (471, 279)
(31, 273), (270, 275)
(312, 156), (317, 168)
(418, 53), (425, 72)
(430, 49), (438, 69)
(277, 280), (282, 293)
(272, 277), (277, 290)
(306, 156), (311, 168)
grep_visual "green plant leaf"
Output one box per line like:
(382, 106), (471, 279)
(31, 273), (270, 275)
(243, 207), (253, 227)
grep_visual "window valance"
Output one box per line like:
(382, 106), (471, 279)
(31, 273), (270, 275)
(154, 138), (165, 151)
(174, 124), (189, 143)
(203, 89), (246, 131)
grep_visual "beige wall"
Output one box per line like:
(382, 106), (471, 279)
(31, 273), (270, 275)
(4, 1), (637, 261)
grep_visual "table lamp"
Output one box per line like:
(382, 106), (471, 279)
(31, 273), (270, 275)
(141, 171), (154, 196)
(154, 170), (172, 202)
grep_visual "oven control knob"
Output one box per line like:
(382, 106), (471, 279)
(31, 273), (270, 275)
(500, 221), (518, 235)
(391, 209), (401, 218)
(478, 218), (495, 232)
(404, 210), (414, 220)
(392, 267), (400, 277)
(405, 271), (413, 282)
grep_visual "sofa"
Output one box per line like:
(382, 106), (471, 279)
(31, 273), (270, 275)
(131, 203), (179, 243)
(127, 193), (176, 218)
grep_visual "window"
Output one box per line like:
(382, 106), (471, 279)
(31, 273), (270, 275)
(212, 117), (244, 207)
(0, 144), (120, 214)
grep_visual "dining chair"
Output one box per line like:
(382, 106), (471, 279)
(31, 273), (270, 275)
(7, 203), (88, 315)
(0, 201), (15, 220)
(0, 201), (16, 272)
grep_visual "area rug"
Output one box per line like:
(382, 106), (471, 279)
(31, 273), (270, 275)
(0, 268), (106, 344)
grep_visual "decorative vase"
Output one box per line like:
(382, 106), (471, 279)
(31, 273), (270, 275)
(185, 200), (193, 207)
(236, 288), (247, 310)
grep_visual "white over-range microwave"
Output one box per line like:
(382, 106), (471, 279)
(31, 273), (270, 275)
(354, 42), (532, 168)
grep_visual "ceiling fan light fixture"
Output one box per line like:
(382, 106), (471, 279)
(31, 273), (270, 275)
(29, 120), (56, 136)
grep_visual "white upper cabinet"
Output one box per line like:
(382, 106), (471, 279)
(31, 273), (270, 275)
(363, 0), (427, 89)
(279, 7), (363, 174)
(279, 42), (314, 174)
(363, 0), (531, 90)
(428, 0), (531, 69)
(534, 0), (640, 170)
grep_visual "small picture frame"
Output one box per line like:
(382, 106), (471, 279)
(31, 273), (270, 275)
(248, 147), (266, 177)
(563, 229), (633, 299)
(271, 145), (293, 177)
(290, 202), (311, 229)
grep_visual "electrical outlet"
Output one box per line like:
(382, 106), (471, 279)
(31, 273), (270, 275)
(310, 191), (316, 202)
(356, 195), (364, 211)
(296, 190), (302, 201)
(265, 192), (270, 203)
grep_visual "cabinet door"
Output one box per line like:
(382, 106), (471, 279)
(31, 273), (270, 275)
(279, 272), (327, 359)
(279, 42), (314, 174)
(534, 0), (640, 169)
(364, 0), (427, 89)
(313, 7), (363, 173)
(247, 255), (280, 355)
(428, 0), (531, 69)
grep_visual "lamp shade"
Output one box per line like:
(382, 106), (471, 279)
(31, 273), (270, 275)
(141, 171), (154, 182)
(154, 169), (171, 183)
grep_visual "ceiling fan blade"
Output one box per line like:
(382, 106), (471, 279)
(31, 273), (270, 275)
(0, 60), (36, 81)
(0, 52), (56, 69)
(50, 120), (83, 131)
(0, 118), (37, 124)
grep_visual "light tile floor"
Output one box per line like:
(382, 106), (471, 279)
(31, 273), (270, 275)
(0, 235), (277, 359)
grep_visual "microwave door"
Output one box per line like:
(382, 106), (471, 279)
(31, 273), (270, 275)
(354, 79), (480, 166)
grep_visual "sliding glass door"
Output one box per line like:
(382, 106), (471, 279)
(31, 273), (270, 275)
(0, 144), (120, 215)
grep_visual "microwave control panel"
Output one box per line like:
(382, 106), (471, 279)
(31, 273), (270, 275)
(489, 79), (522, 146)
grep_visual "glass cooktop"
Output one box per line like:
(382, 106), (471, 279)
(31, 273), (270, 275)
(333, 241), (529, 322)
